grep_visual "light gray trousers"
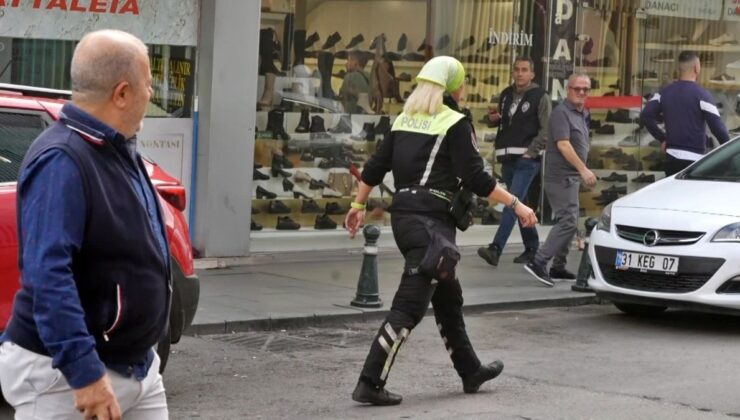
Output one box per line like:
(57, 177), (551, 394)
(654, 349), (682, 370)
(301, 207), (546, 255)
(0, 341), (168, 420)
(534, 176), (580, 270)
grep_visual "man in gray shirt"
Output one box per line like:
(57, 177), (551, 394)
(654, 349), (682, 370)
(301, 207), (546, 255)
(524, 73), (596, 287)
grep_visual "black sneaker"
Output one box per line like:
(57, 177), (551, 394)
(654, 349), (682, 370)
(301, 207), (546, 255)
(462, 360), (504, 394)
(477, 246), (501, 266)
(276, 216), (300, 230)
(250, 219), (263, 231)
(301, 199), (322, 213)
(549, 267), (576, 281)
(513, 248), (537, 264)
(351, 380), (402, 406)
(314, 213), (338, 229)
(524, 261), (553, 287)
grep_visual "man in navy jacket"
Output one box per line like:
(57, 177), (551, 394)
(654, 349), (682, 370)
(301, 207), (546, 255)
(0, 29), (170, 420)
(641, 51), (730, 176)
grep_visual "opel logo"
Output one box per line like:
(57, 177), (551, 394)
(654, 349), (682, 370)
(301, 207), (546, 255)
(643, 230), (660, 247)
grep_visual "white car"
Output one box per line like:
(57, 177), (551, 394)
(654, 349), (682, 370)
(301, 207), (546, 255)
(588, 136), (740, 315)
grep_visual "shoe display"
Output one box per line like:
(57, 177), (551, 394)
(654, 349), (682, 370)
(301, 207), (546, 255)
(301, 199), (323, 213)
(651, 51), (673, 63)
(397, 33), (407, 51)
(295, 109), (310, 133)
(325, 201), (347, 215)
(462, 360), (504, 394)
(595, 124), (615, 135)
(309, 179), (329, 190)
(477, 246), (501, 266)
(271, 166), (292, 178)
(618, 135), (639, 147)
(631, 173), (656, 183)
(321, 31), (342, 50)
(601, 185), (627, 195)
(251, 219), (263, 231)
(351, 380), (402, 406)
(524, 261), (553, 287)
(345, 33), (364, 49)
(266, 109), (291, 140)
(605, 109), (633, 124)
(272, 153), (294, 169)
(256, 186), (277, 199)
(351, 122), (376, 141)
(253, 168), (270, 180)
(709, 33), (737, 46)
(310, 115), (331, 139)
(455, 35), (475, 51)
(323, 187), (343, 198)
(374, 116), (391, 136)
(436, 34), (450, 50)
(513, 248), (537, 264)
(600, 172), (627, 182)
(329, 114), (353, 134)
(666, 34), (688, 44)
(293, 170), (312, 183)
(268, 200), (291, 214)
(634, 70), (658, 81)
(314, 213), (338, 229)
(282, 177), (294, 192)
(368, 33), (386, 50)
(293, 190), (311, 199)
(710, 73), (735, 83)
(276, 216), (301, 230)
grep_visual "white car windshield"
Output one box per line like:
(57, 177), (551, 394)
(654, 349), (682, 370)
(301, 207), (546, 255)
(681, 139), (740, 183)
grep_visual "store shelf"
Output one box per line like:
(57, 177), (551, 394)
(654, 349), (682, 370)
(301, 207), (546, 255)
(644, 43), (740, 53)
(706, 80), (740, 90)
(304, 57), (511, 71)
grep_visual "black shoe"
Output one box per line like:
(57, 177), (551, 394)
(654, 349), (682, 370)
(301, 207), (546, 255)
(374, 116), (391, 136)
(305, 32), (320, 49)
(524, 261), (553, 287)
(329, 114), (353, 134)
(271, 166), (292, 178)
(256, 186), (277, 199)
(309, 179), (329, 190)
(549, 267), (576, 281)
(282, 177), (294, 192)
(310, 115), (331, 139)
(351, 380), (402, 406)
(402, 52), (425, 62)
(253, 168), (270, 180)
(293, 191), (311, 199)
(513, 248), (537, 264)
(300, 152), (315, 162)
(588, 119), (602, 129)
(595, 124), (615, 135)
(272, 154), (294, 169)
(325, 201), (347, 215)
(368, 33), (386, 50)
(462, 360), (504, 394)
(266, 109), (291, 141)
(631, 173), (655, 183)
(606, 109), (632, 124)
(276, 216), (300, 230)
(352, 122), (376, 141)
(436, 34), (450, 50)
(345, 33), (364, 49)
(600, 172), (627, 182)
(321, 31), (342, 50)
(455, 35), (475, 51)
(397, 33), (408, 51)
(314, 213), (338, 229)
(295, 109), (310, 133)
(477, 246), (501, 266)
(301, 199), (322, 213)
(268, 200), (291, 214)
(251, 219), (263, 231)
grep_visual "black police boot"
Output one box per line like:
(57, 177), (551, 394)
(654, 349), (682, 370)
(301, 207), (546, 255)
(314, 213), (338, 229)
(351, 380), (402, 406)
(513, 247), (537, 264)
(295, 109), (310, 133)
(477, 245), (501, 266)
(462, 360), (504, 394)
(267, 109), (291, 141)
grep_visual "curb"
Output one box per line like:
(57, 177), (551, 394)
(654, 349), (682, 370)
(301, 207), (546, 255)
(185, 295), (600, 335)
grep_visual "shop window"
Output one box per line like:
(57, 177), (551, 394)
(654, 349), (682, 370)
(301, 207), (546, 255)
(253, 0), (543, 232)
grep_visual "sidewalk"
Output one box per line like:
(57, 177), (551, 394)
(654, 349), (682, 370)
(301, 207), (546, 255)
(187, 246), (597, 335)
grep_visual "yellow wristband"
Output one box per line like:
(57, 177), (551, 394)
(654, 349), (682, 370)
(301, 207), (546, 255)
(350, 201), (367, 210)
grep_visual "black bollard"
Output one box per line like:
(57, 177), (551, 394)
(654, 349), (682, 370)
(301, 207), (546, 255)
(351, 224), (383, 308)
(572, 217), (598, 293)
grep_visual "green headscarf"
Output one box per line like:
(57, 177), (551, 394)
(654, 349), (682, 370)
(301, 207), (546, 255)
(415, 56), (466, 93)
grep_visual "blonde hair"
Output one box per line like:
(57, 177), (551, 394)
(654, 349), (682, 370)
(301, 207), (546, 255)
(403, 81), (445, 115)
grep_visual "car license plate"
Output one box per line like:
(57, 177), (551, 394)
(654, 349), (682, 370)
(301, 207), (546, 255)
(615, 251), (679, 274)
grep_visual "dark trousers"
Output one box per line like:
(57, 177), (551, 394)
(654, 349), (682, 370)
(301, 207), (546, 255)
(359, 212), (480, 387)
(664, 154), (695, 177)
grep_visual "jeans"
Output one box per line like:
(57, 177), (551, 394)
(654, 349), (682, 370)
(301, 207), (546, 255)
(491, 157), (541, 251)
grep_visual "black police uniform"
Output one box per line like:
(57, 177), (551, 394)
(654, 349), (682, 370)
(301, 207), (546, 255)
(358, 97), (497, 388)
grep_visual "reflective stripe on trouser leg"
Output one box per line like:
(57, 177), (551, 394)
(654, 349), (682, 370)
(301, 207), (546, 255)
(432, 278), (481, 377)
(361, 321), (413, 386)
(380, 326), (410, 382)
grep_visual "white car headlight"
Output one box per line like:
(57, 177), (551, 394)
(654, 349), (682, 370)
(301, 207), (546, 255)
(596, 204), (612, 232)
(712, 222), (740, 242)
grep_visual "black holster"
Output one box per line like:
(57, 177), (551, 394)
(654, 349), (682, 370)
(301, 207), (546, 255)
(448, 188), (474, 231)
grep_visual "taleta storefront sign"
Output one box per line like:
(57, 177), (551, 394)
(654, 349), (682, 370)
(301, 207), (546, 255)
(640, 0), (722, 20)
(0, 0), (198, 46)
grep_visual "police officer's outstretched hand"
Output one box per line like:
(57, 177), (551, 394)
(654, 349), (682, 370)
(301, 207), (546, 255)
(345, 207), (365, 239)
(514, 202), (538, 228)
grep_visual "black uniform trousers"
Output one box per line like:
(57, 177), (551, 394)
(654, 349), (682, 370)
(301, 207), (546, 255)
(360, 211), (481, 387)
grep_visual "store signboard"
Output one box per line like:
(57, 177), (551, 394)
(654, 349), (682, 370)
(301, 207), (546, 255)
(724, 0), (740, 21)
(640, 0), (722, 21)
(0, 0), (198, 46)
(547, 0), (576, 101)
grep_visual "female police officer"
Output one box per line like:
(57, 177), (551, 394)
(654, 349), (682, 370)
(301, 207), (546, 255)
(345, 56), (538, 406)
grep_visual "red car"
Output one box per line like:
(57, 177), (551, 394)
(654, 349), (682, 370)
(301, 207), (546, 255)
(0, 84), (199, 372)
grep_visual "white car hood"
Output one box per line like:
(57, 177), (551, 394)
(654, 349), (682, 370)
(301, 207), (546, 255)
(615, 177), (740, 217)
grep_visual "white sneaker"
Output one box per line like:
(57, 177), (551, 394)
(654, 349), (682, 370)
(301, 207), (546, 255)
(322, 186), (343, 198)
(709, 33), (737, 46)
(727, 59), (740, 70)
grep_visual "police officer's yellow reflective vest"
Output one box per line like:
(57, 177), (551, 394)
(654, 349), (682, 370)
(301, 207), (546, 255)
(390, 105), (466, 136)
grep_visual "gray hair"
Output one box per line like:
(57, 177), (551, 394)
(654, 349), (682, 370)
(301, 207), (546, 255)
(71, 29), (149, 104)
(567, 72), (591, 86)
(403, 81), (445, 115)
